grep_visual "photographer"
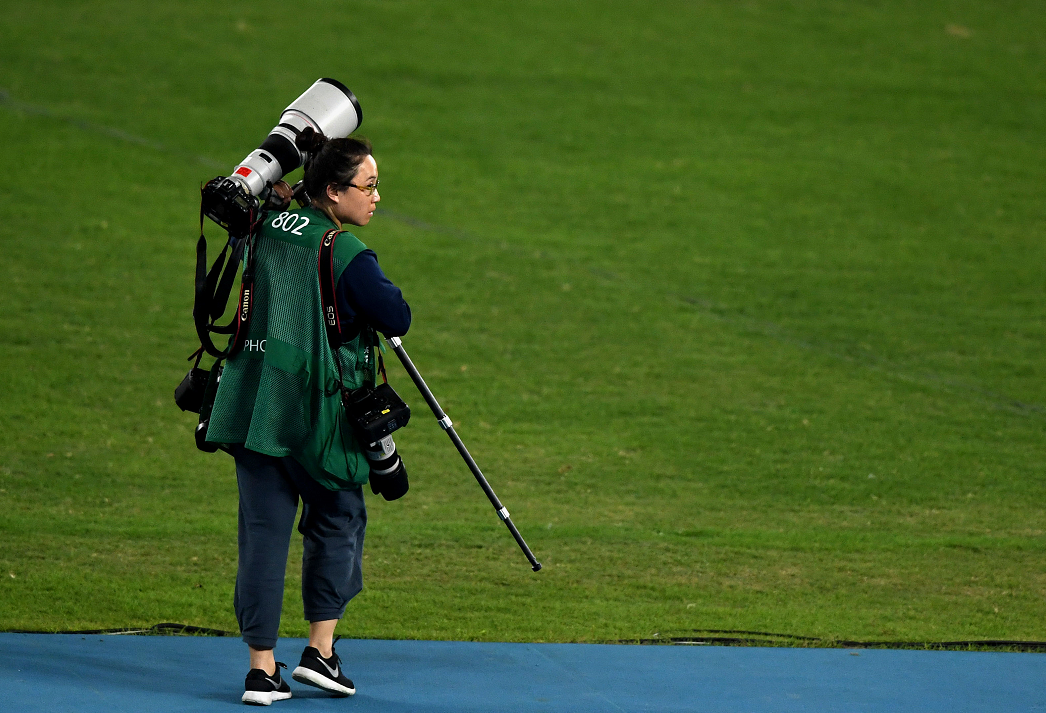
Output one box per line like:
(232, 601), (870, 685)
(204, 127), (409, 705)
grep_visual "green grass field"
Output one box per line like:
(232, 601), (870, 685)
(1, 0), (1044, 645)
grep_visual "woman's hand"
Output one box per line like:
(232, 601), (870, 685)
(263, 180), (295, 212)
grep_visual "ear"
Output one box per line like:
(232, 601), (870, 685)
(325, 184), (341, 204)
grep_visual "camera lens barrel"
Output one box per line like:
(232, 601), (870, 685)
(227, 78), (363, 198)
(283, 77), (362, 140)
(364, 435), (409, 501)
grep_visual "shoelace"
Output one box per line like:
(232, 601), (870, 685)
(327, 635), (343, 667)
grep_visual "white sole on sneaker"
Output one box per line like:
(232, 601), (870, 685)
(292, 666), (355, 696)
(242, 689), (292, 705)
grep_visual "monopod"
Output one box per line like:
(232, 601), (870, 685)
(385, 336), (542, 572)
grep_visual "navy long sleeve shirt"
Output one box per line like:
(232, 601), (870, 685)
(335, 249), (411, 339)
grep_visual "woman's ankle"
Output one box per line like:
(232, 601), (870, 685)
(248, 646), (276, 675)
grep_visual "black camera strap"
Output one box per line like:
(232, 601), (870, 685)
(212, 235), (246, 321)
(192, 194), (259, 359)
(192, 208), (224, 356)
(377, 349), (388, 384)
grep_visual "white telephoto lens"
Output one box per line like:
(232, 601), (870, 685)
(281, 78), (362, 140)
(228, 78), (363, 196)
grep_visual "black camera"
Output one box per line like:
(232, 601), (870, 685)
(174, 364), (223, 453)
(343, 382), (410, 442)
(201, 79), (362, 239)
(343, 383), (411, 500)
(201, 177), (259, 239)
(174, 367), (211, 414)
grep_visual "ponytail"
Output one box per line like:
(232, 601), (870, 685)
(296, 127), (372, 204)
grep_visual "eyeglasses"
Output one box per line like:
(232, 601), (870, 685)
(345, 179), (380, 196)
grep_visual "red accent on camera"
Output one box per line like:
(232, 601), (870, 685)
(235, 167), (252, 177)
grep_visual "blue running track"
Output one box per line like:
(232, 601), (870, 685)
(5, 633), (1045, 712)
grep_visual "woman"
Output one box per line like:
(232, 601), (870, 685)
(205, 127), (410, 705)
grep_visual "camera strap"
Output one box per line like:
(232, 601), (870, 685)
(212, 234), (246, 320)
(318, 228), (388, 389)
(192, 196), (259, 359)
(318, 228), (344, 350)
(377, 350), (388, 384)
(228, 230), (256, 359)
(318, 227), (356, 400)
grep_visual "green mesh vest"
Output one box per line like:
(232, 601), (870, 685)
(205, 206), (375, 490)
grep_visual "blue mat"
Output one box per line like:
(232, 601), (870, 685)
(5, 633), (1044, 712)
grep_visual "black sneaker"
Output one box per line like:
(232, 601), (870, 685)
(292, 645), (356, 696)
(242, 662), (292, 706)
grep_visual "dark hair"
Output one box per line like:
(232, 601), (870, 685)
(295, 127), (373, 203)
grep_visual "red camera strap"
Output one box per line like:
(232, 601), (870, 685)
(318, 228), (386, 385)
(318, 228), (343, 349)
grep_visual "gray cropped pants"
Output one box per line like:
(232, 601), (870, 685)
(232, 445), (367, 649)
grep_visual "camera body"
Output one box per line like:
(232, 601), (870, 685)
(174, 363), (224, 453)
(201, 176), (259, 238)
(343, 383), (411, 500)
(343, 382), (411, 443)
